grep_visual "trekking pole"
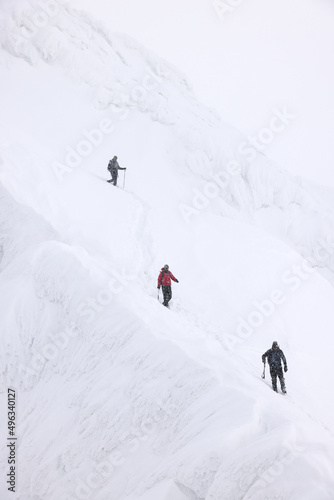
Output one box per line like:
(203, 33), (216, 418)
(123, 169), (126, 189)
(157, 288), (160, 301)
(261, 361), (266, 379)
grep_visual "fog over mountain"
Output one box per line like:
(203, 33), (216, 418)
(69, 0), (334, 186)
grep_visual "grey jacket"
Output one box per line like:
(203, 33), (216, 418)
(108, 159), (125, 175)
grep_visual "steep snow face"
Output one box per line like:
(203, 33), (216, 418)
(2, 182), (334, 500)
(1, 0), (334, 275)
(1, 2), (334, 500)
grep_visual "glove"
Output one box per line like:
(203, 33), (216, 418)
(176, 280), (179, 283)
(284, 366), (288, 372)
(157, 285), (160, 289)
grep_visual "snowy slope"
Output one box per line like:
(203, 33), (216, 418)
(1, 1), (334, 499)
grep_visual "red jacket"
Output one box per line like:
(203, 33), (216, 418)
(158, 268), (178, 287)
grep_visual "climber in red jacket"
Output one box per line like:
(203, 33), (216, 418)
(157, 264), (179, 307)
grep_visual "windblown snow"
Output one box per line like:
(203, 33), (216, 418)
(1, 1), (334, 499)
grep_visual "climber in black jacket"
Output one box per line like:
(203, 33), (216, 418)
(262, 341), (288, 393)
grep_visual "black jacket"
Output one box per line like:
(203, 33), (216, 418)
(262, 348), (287, 369)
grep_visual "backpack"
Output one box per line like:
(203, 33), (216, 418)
(107, 160), (114, 172)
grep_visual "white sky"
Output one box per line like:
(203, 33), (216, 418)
(69, 0), (334, 186)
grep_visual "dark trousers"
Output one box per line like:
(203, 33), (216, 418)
(162, 285), (172, 307)
(270, 365), (285, 392)
(108, 171), (118, 185)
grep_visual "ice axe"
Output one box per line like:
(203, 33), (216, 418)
(261, 361), (266, 379)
